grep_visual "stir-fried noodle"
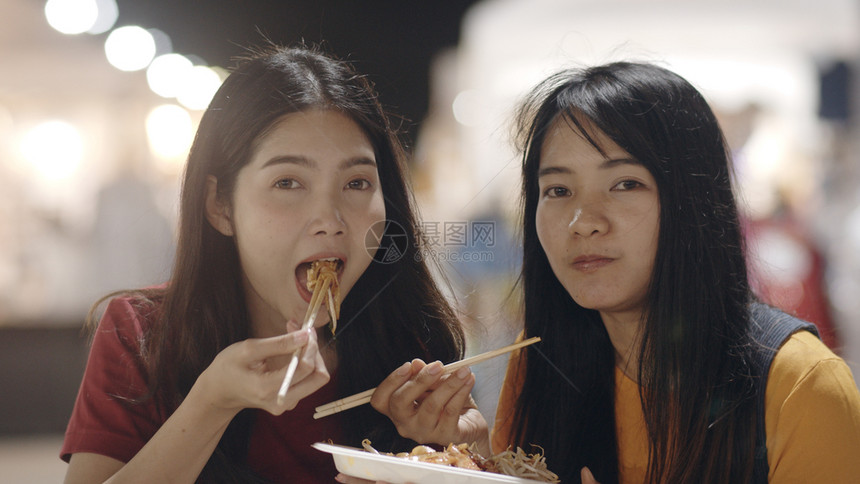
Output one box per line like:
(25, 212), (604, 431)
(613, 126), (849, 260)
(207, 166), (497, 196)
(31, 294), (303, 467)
(361, 439), (559, 483)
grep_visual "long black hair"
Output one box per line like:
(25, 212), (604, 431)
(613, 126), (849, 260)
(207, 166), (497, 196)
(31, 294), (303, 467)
(513, 62), (756, 483)
(104, 44), (464, 482)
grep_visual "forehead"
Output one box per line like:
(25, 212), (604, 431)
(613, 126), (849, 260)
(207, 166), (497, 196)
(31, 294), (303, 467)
(539, 115), (626, 164)
(253, 109), (375, 161)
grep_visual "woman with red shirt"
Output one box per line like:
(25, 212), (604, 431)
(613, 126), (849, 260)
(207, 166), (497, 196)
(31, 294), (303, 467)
(61, 45), (483, 483)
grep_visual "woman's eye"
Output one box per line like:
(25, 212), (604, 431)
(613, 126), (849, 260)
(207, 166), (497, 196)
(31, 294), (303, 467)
(543, 186), (570, 198)
(614, 179), (643, 191)
(274, 178), (300, 189)
(346, 179), (371, 190)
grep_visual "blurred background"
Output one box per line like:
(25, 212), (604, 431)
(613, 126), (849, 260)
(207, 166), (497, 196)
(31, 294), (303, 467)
(1, 0), (859, 480)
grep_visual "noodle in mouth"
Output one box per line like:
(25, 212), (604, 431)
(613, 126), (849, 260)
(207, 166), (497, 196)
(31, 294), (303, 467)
(306, 259), (340, 335)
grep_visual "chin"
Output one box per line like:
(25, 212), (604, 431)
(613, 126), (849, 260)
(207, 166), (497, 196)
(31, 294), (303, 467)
(569, 292), (616, 312)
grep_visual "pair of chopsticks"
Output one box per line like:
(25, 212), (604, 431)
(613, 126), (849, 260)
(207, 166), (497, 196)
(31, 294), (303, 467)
(277, 276), (333, 404)
(312, 336), (541, 419)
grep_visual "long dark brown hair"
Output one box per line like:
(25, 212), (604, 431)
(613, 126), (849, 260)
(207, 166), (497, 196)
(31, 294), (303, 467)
(90, 44), (464, 482)
(512, 62), (756, 483)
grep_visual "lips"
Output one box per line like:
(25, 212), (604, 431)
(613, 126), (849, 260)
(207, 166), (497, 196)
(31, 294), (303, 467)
(571, 255), (613, 272)
(295, 256), (345, 303)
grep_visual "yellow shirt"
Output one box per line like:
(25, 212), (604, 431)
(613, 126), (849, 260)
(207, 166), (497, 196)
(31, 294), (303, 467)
(492, 331), (860, 483)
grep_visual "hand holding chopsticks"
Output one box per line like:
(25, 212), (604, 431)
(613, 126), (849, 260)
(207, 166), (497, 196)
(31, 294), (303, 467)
(276, 276), (331, 405)
(312, 336), (541, 419)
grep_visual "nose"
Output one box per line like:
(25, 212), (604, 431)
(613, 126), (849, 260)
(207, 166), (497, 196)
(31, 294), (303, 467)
(567, 202), (608, 237)
(307, 193), (346, 237)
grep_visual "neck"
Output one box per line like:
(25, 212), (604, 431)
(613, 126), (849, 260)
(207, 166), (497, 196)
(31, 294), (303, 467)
(249, 312), (286, 339)
(599, 309), (644, 382)
(317, 326), (339, 373)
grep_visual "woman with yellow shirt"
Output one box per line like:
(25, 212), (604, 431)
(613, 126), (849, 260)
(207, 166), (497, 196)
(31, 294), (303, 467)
(488, 62), (860, 484)
(364, 61), (860, 484)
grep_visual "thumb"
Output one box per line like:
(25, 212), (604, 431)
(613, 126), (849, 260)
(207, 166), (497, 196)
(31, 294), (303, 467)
(581, 466), (600, 484)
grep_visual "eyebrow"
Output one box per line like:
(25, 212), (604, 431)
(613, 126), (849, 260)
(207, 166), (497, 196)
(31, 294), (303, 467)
(537, 157), (641, 177)
(261, 155), (377, 170)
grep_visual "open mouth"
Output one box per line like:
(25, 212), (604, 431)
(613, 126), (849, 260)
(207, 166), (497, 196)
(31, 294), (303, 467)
(295, 257), (344, 303)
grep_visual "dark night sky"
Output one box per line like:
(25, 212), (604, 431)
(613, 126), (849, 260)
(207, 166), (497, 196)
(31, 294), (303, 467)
(115, 0), (480, 142)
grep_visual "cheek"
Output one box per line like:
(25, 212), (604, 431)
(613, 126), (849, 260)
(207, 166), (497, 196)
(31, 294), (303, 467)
(535, 206), (562, 259)
(351, 193), (386, 257)
(342, 201), (384, 297)
(369, 192), (386, 222)
(640, 211), (660, 260)
(355, 193), (386, 238)
(233, 203), (297, 249)
(629, 214), (659, 285)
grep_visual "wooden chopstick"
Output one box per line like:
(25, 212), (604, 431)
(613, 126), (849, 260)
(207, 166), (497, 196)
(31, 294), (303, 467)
(314, 336), (542, 413)
(277, 277), (331, 404)
(312, 336), (541, 419)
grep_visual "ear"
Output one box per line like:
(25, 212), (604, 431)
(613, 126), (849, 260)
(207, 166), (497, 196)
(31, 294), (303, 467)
(205, 175), (234, 236)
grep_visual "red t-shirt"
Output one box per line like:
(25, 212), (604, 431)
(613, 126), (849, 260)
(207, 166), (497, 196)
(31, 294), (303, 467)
(61, 296), (344, 483)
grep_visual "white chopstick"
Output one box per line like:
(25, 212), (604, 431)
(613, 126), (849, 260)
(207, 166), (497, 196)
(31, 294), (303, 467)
(276, 277), (331, 404)
(312, 336), (541, 419)
(326, 288), (337, 335)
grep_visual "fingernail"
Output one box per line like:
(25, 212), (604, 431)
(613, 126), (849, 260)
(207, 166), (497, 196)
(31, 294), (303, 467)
(294, 330), (309, 344)
(582, 467), (595, 481)
(334, 474), (346, 483)
(428, 361), (443, 375)
(455, 367), (470, 379)
(396, 362), (411, 376)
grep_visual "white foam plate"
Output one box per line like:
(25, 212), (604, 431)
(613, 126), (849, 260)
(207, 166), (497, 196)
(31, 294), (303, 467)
(313, 442), (550, 484)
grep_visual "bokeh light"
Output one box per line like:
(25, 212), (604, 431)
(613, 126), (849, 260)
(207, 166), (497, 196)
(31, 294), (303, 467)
(146, 104), (193, 164)
(87, 0), (118, 34)
(104, 25), (156, 72)
(44, 0), (98, 35)
(148, 28), (173, 57)
(176, 65), (223, 110)
(20, 120), (83, 180)
(452, 89), (482, 127)
(146, 53), (193, 98)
